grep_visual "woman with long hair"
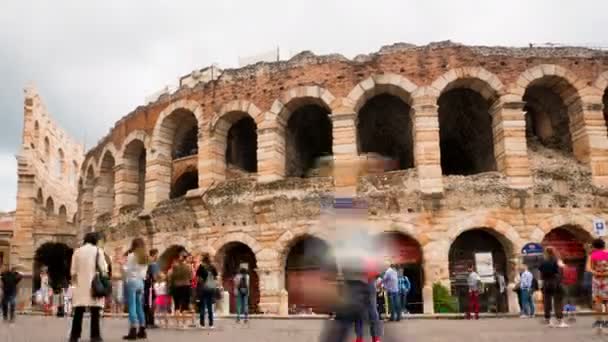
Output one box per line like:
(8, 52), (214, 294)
(539, 246), (567, 328)
(168, 250), (192, 329)
(122, 238), (149, 340)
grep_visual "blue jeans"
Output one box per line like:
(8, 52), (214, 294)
(1, 294), (16, 321)
(236, 293), (249, 321)
(126, 279), (146, 327)
(388, 291), (401, 321)
(520, 289), (532, 316)
(401, 291), (409, 313)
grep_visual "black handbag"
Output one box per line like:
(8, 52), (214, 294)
(91, 248), (112, 298)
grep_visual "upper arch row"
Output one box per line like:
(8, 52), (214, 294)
(82, 65), (608, 175)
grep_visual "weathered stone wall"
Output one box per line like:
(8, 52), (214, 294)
(78, 41), (608, 314)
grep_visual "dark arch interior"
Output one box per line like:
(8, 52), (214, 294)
(34, 242), (73, 291)
(524, 85), (573, 154)
(171, 170), (198, 199)
(286, 237), (335, 270)
(172, 112), (198, 159)
(438, 89), (496, 175)
(226, 116), (257, 173)
(137, 150), (147, 206)
(358, 94), (414, 170)
(603, 89), (608, 132)
(221, 242), (259, 314)
(285, 104), (333, 177)
(448, 229), (508, 313)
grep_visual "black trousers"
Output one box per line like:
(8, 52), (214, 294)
(70, 306), (101, 340)
(543, 279), (564, 320)
(198, 290), (214, 327)
(1, 294), (16, 321)
(144, 284), (155, 327)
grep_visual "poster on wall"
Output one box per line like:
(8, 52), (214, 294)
(594, 218), (606, 237)
(474, 252), (495, 283)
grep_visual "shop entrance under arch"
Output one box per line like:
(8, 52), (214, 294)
(448, 229), (510, 314)
(33, 242), (74, 292)
(542, 225), (592, 307)
(285, 236), (337, 314)
(219, 242), (259, 314)
(375, 232), (424, 314)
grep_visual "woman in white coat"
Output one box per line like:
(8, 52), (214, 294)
(69, 232), (108, 342)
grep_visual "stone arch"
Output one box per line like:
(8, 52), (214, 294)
(209, 100), (261, 176)
(170, 168), (198, 199)
(33, 120), (40, 147)
(212, 232), (262, 257)
(56, 148), (65, 178)
(352, 74), (418, 170)
(268, 86), (336, 177)
(95, 149), (116, 219)
(148, 100), (203, 205)
(595, 71), (608, 133)
(34, 242), (74, 290)
(44, 136), (50, 164)
(45, 197), (55, 215)
(58, 205), (67, 221)
(536, 213), (598, 238)
(83, 157), (99, 181)
(119, 131), (148, 209)
(431, 68), (504, 175)
(446, 216), (522, 250)
(346, 73), (418, 113)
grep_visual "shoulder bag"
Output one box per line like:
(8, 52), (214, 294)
(91, 248), (113, 298)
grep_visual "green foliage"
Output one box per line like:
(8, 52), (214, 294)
(433, 282), (458, 313)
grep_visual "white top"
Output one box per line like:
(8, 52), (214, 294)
(154, 281), (168, 296)
(123, 252), (147, 282)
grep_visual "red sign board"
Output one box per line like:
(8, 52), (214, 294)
(542, 229), (586, 260)
(378, 234), (422, 265)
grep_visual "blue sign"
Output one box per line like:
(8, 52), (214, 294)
(521, 242), (544, 256)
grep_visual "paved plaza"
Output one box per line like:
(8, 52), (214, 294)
(0, 315), (604, 342)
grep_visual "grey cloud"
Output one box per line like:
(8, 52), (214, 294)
(0, 0), (607, 211)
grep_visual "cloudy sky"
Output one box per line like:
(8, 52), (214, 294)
(0, 0), (606, 212)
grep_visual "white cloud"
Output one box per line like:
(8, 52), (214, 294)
(0, 154), (17, 212)
(0, 0), (607, 211)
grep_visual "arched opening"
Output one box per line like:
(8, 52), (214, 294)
(357, 94), (414, 170)
(58, 205), (67, 224)
(448, 228), (510, 313)
(71, 161), (78, 185)
(375, 232), (424, 313)
(171, 170), (198, 199)
(218, 242), (259, 314)
(285, 104), (333, 177)
(603, 89), (608, 132)
(122, 140), (147, 208)
(285, 236), (336, 314)
(34, 242), (73, 292)
(44, 137), (50, 165)
(158, 245), (187, 272)
(438, 86), (496, 175)
(524, 77), (575, 155)
(81, 166), (96, 228)
(226, 116), (257, 174)
(45, 197), (55, 215)
(56, 149), (65, 179)
(97, 152), (116, 218)
(36, 188), (43, 204)
(33, 121), (39, 148)
(542, 225), (592, 307)
(172, 112), (199, 160)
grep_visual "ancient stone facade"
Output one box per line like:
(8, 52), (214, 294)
(11, 41), (608, 314)
(9, 86), (84, 300)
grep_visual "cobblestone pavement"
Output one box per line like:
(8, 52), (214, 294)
(0, 316), (605, 342)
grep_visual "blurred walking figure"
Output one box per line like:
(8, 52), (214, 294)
(466, 265), (481, 320)
(587, 238), (608, 334)
(122, 238), (149, 340)
(234, 267), (250, 323)
(154, 272), (171, 328)
(1, 265), (22, 323)
(539, 247), (567, 328)
(69, 232), (108, 342)
(169, 250), (192, 329)
(196, 253), (218, 329)
(383, 264), (401, 322)
(144, 248), (160, 329)
(354, 256), (383, 342)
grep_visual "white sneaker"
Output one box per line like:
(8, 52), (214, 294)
(557, 321), (569, 328)
(520, 315), (527, 318)
(209, 326), (215, 330)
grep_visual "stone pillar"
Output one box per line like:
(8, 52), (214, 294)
(80, 186), (94, 230)
(257, 115), (286, 183)
(257, 266), (284, 314)
(199, 127), (225, 188)
(423, 285), (434, 314)
(411, 96), (443, 194)
(490, 99), (532, 188)
(14, 155), (36, 276)
(144, 156), (171, 210)
(574, 104), (608, 187)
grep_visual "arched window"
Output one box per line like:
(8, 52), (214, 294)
(56, 149), (65, 178)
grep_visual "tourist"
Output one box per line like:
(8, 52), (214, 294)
(398, 269), (411, 315)
(539, 247), (567, 328)
(196, 253), (218, 328)
(122, 238), (149, 340)
(382, 263), (401, 322)
(63, 283), (74, 317)
(587, 238), (608, 334)
(354, 255), (383, 342)
(234, 267), (249, 323)
(519, 265), (534, 318)
(1, 265), (22, 323)
(154, 272), (171, 328)
(39, 266), (52, 315)
(144, 248), (160, 329)
(466, 264), (481, 320)
(169, 250), (192, 329)
(69, 232), (108, 342)
(188, 253), (199, 328)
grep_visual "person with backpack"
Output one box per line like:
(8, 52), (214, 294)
(234, 267), (250, 323)
(196, 253), (218, 329)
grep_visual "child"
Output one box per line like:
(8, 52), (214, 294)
(154, 272), (171, 328)
(563, 302), (576, 323)
(63, 285), (73, 317)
